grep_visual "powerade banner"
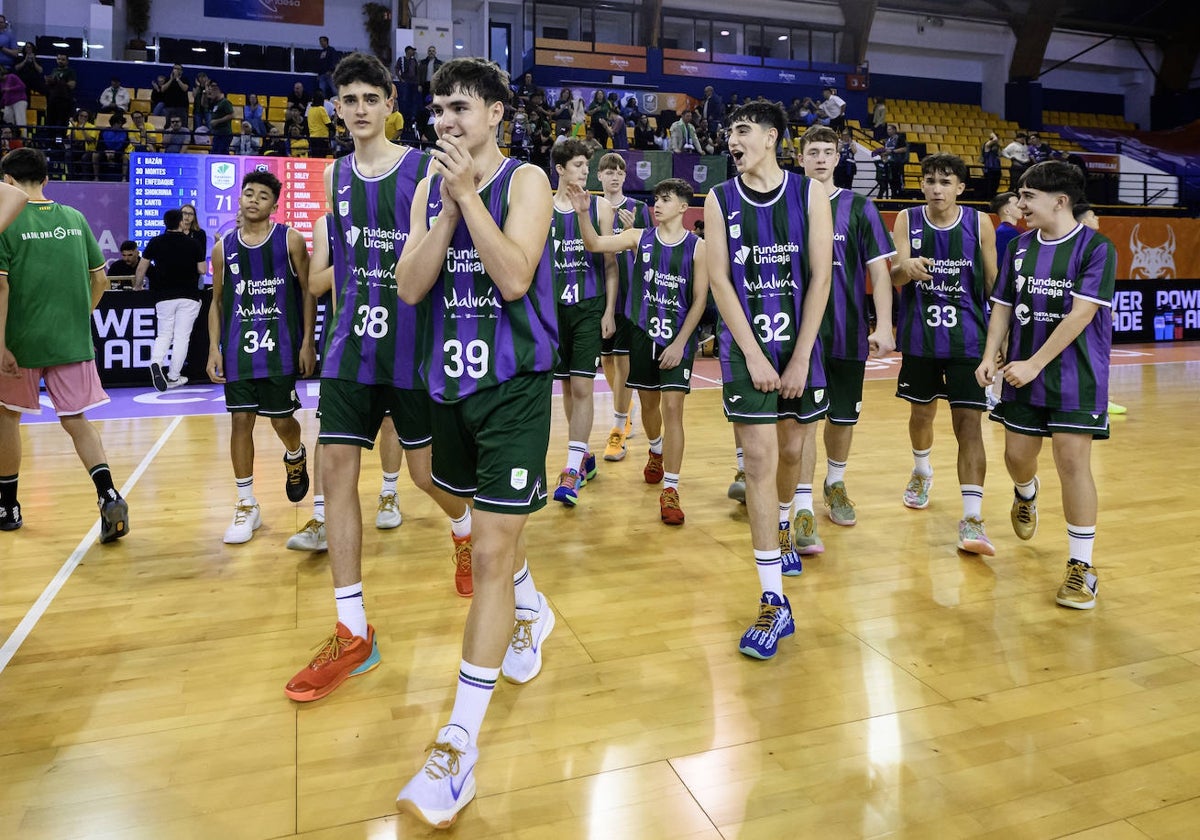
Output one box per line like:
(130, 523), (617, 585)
(1112, 279), (1200, 343)
(204, 0), (324, 25)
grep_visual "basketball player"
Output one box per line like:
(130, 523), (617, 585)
(206, 171), (315, 544)
(549, 138), (615, 506)
(596, 151), (650, 462)
(567, 177), (708, 524)
(284, 213), (406, 553)
(703, 100), (833, 660)
(891, 153), (997, 556)
(393, 57), (557, 828)
(283, 53), (473, 706)
(976, 161), (1116, 609)
(0, 148), (129, 541)
(796, 126), (896, 549)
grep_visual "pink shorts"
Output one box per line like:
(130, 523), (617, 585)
(0, 360), (110, 416)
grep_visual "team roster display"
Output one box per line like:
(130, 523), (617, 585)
(128, 152), (329, 250)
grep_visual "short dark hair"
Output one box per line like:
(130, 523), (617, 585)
(552, 138), (593, 169)
(163, 209), (183, 230)
(597, 152), (626, 172)
(432, 58), (511, 106)
(920, 152), (968, 182)
(1072, 201), (1093, 221)
(1, 146), (47, 184)
(332, 52), (392, 95)
(120, 240), (138, 251)
(242, 170), (282, 201)
(1020, 160), (1086, 208)
(653, 177), (693, 204)
(799, 125), (838, 151)
(989, 191), (1018, 213)
(726, 99), (787, 141)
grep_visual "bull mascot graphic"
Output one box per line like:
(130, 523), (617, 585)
(1129, 224), (1176, 279)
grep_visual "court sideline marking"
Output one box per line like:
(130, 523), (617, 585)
(0, 415), (183, 675)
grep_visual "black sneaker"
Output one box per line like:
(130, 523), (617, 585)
(284, 446), (310, 503)
(0, 501), (22, 531)
(98, 495), (129, 543)
(149, 362), (167, 392)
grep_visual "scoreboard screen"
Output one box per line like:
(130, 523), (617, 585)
(128, 152), (329, 250)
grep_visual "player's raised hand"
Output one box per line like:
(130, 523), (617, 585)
(206, 347), (225, 384)
(565, 183), (591, 214)
(617, 207), (635, 229)
(430, 134), (475, 203)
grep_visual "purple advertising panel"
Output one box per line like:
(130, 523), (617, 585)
(44, 181), (130, 265)
(204, 0), (324, 25)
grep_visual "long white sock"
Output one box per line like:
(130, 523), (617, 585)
(448, 660), (499, 747)
(754, 549), (783, 598)
(334, 582), (367, 638)
(1015, 477), (1037, 500)
(513, 560), (539, 611)
(912, 448), (933, 477)
(566, 441), (587, 473)
(614, 410), (628, 430)
(736, 447), (745, 471)
(778, 502), (791, 528)
(826, 458), (847, 486)
(236, 476), (255, 502)
(793, 484), (814, 513)
(1067, 523), (1096, 566)
(961, 484), (984, 519)
(648, 436), (664, 455)
(663, 472), (679, 491)
(380, 470), (399, 496)
(451, 507), (472, 538)
(312, 494), (325, 522)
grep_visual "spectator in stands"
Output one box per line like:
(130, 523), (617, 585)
(0, 125), (23, 154)
(96, 112), (129, 179)
(990, 190), (1022, 256)
(835, 126), (857, 189)
(527, 89), (552, 123)
(231, 122), (260, 156)
(0, 15), (16, 71)
(1026, 130), (1054, 163)
(98, 76), (132, 114)
(331, 119), (353, 157)
(695, 118), (718, 155)
(818, 87), (847, 132)
(307, 91), (332, 158)
(162, 115), (190, 153)
(727, 92), (741, 110)
(669, 109), (701, 153)
(107, 240), (140, 289)
(243, 93), (267, 136)
(609, 105), (628, 150)
(586, 89), (612, 148)
(787, 97), (807, 129)
(981, 131), (1002, 197)
(1001, 130), (1029, 188)
(287, 81), (308, 112)
(316, 36), (339, 99)
(417, 45), (443, 97)
(287, 123), (309, 157)
(14, 44), (43, 98)
(394, 45), (420, 130)
(872, 123), (907, 197)
(160, 64), (190, 126)
(621, 95), (641, 123)
(515, 72), (539, 105)
(384, 97), (405, 143)
(633, 114), (657, 151)
(149, 74), (168, 115)
(872, 97), (887, 139)
(179, 203), (207, 254)
(127, 110), (159, 153)
(68, 109), (98, 178)
(46, 54), (78, 128)
(192, 72), (212, 131)
(510, 102), (529, 156)
(530, 110), (553, 169)
(552, 88), (574, 131)
(262, 124), (289, 156)
(0, 65), (26, 128)
(655, 120), (672, 150)
(699, 85), (725, 129)
(207, 80), (235, 155)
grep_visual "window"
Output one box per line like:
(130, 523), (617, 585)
(662, 16), (695, 52)
(812, 30), (838, 64)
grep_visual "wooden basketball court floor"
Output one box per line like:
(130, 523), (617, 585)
(1, 343), (1198, 839)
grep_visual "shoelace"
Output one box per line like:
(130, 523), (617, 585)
(795, 512), (815, 538)
(308, 631), (355, 668)
(232, 502), (255, 524)
(509, 616), (535, 652)
(454, 539), (472, 574)
(1063, 563), (1090, 593)
(299, 517), (323, 534)
(777, 526), (793, 553)
(828, 485), (855, 510)
(1015, 497), (1035, 524)
(285, 457), (306, 485)
(752, 603), (783, 633)
(378, 493), (398, 513)
(962, 518), (987, 539)
(422, 740), (465, 780)
(906, 475), (926, 495)
(733, 469), (745, 483)
(559, 470), (579, 490)
(661, 490), (681, 511)
(606, 431), (623, 449)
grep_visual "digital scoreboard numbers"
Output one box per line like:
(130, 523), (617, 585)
(129, 152), (329, 249)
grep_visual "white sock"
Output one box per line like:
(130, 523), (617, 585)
(312, 494), (325, 522)
(235, 476), (254, 503)
(649, 436), (664, 455)
(912, 448), (933, 477)
(793, 484), (814, 513)
(826, 458), (847, 486)
(754, 549), (783, 598)
(451, 507), (471, 538)
(1015, 477), (1037, 500)
(448, 660), (499, 747)
(736, 447), (745, 471)
(778, 502), (791, 528)
(566, 441), (587, 473)
(614, 410), (628, 430)
(1067, 523), (1096, 566)
(380, 470), (399, 496)
(961, 484), (984, 519)
(663, 472), (679, 491)
(334, 582), (367, 638)
(513, 560), (539, 611)
(285, 444), (304, 461)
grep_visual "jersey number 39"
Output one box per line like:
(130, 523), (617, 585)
(444, 339), (489, 380)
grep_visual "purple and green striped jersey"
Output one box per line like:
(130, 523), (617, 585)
(628, 228), (701, 356)
(423, 157), (559, 404)
(715, 172), (826, 388)
(550, 195), (606, 306)
(820, 188), (896, 361)
(992, 225), (1116, 412)
(609, 195), (652, 316)
(219, 223), (304, 382)
(324, 149), (432, 388)
(896, 205), (989, 359)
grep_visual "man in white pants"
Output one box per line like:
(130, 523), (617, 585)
(134, 207), (207, 390)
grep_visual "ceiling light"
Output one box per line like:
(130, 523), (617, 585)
(778, 34), (788, 41)
(53, 41), (70, 48)
(720, 30), (730, 36)
(192, 47), (207, 52)
(228, 50), (241, 56)
(697, 47), (707, 53)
